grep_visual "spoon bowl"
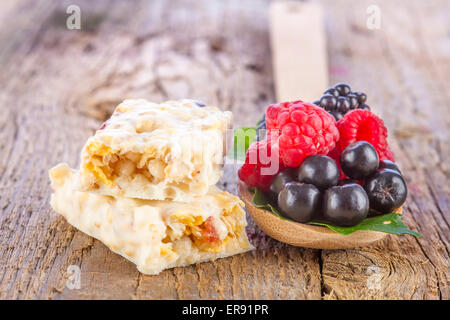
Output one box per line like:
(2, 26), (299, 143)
(238, 182), (401, 249)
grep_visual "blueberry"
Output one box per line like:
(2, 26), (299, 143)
(334, 83), (351, 96)
(359, 103), (371, 111)
(336, 96), (351, 113)
(270, 168), (296, 200)
(347, 94), (359, 110)
(324, 88), (340, 98)
(354, 92), (367, 104)
(278, 182), (321, 223)
(319, 94), (337, 111)
(340, 141), (379, 179)
(364, 169), (407, 213)
(322, 184), (369, 226)
(379, 160), (401, 175)
(338, 178), (358, 186)
(297, 155), (339, 190)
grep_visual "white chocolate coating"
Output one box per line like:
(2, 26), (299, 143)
(77, 99), (232, 201)
(50, 163), (254, 275)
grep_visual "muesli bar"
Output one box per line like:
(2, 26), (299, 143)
(50, 163), (254, 275)
(76, 99), (232, 201)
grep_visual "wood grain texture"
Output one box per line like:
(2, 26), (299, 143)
(0, 0), (448, 300)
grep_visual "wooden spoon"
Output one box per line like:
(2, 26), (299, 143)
(239, 181), (401, 249)
(246, 3), (400, 249)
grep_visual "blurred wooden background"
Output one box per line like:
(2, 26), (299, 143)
(0, 0), (448, 299)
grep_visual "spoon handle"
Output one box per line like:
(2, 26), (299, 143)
(269, 1), (328, 102)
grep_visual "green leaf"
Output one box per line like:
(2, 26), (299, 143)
(250, 187), (421, 237)
(227, 127), (256, 162)
(308, 214), (421, 237)
(252, 187), (290, 221)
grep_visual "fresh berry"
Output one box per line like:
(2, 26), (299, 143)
(334, 83), (351, 96)
(359, 103), (371, 110)
(265, 101), (339, 167)
(337, 109), (391, 162)
(336, 97), (351, 113)
(238, 139), (284, 192)
(381, 146), (395, 162)
(322, 184), (369, 226)
(319, 94), (337, 111)
(270, 168), (296, 200)
(347, 94), (359, 110)
(328, 147), (347, 179)
(330, 110), (344, 121)
(265, 101), (294, 130)
(353, 92), (367, 104)
(338, 178), (359, 186)
(312, 99), (321, 107)
(364, 169), (407, 213)
(324, 88), (340, 98)
(297, 155), (339, 190)
(313, 84), (367, 119)
(340, 141), (379, 179)
(379, 159), (401, 174)
(278, 182), (320, 223)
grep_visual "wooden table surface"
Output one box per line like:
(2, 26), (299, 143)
(0, 0), (448, 300)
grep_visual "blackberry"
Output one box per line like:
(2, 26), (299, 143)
(320, 94), (337, 111)
(359, 103), (371, 111)
(347, 94), (359, 109)
(324, 87), (340, 98)
(354, 92), (367, 104)
(330, 110), (344, 121)
(334, 83), (351, 96)
(312, 83), (368, 119)
(278, 182), (321, 223)
(336, 96), (351, 113)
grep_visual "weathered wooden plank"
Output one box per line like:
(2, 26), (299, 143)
(319, 0), (449, 299)
(0, 0), (448, 300)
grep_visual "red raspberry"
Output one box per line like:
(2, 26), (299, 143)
(380, 146), (395, 161)
(337, 109), (394, 161)
(266, 101), (299, 130)
(238, 139), (284, 192)
(265, 101), (339, 167)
